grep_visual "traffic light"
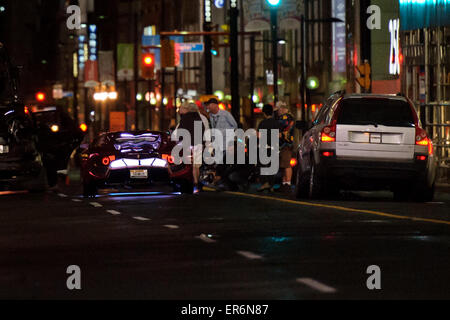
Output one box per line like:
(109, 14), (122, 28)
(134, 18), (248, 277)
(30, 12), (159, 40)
(356, 61), (371, 91)
(211, 35), (220, 57)
(161, 39), (175, 68)
(141, 53), (155, 80)
(306, 76), (320, 90)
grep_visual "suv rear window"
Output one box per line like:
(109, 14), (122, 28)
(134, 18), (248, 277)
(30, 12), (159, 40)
(338, 98), (415, 127)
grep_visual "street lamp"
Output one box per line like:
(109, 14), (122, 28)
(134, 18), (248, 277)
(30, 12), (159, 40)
(267, 0), (281, 105)
(93, 90), (118, 132)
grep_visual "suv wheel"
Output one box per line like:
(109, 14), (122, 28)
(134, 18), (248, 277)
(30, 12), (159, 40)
(83, 180), (98, 198)
(295, 166), (309, 199)
(308, 163), (324, 199)
(413, 182), (435, 203)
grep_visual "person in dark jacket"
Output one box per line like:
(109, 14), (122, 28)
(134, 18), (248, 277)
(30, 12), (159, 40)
(176, 102), (205, 192)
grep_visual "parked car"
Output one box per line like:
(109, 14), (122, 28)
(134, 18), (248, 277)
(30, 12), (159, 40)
(80, 131), (179, 197)
(295, 93), (436, 202)
(32, 105), (85, 186)
(0, 104), (48, 192)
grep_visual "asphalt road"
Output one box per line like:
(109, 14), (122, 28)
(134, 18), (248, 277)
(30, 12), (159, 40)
(0, 180), (449, 300)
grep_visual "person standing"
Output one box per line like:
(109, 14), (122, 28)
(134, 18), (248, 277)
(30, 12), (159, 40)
(257, 104), (280, 192)
(275, 101), (295, 193)
(205, 98), (238, 187)
(205, 98), (238, 151)
(176, 102), (205, 193)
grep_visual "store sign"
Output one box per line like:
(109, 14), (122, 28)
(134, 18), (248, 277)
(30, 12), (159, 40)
(389, 19), (400, 75)
(332, 0), (346, 74)
(88, 25), (97, 61)
(399, 0), (450, 30)
(215, 0), (225, 8)
(205, 0), (212, 23)
(266, 70), (274, 86)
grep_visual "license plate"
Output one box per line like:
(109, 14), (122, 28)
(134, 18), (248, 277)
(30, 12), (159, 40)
(130, 169), (148, 179)
(370, 133), (382, 144)
(0, 145), (9, 154)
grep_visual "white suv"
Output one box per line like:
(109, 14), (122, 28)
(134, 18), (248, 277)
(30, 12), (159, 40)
(295, 93), (436, 201)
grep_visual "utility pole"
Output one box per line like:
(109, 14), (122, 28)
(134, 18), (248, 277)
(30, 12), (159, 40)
(300, 15), (306, 122)
(270, 8), (278, 105)
(250, 35), (256, 127)
(204, 0), (213, 94)
(73, 51), (79, 126)
(267, 0), (281, 105)
(133, 11), (139, 130)
(230, 0), (240, 122)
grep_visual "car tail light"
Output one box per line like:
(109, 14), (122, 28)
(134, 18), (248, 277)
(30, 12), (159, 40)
(322, 151), (334, 157)
(321, 125), (336, 142)
(79, 123), (88, 132)
(162, 154), (175, 164)
(102, 155), (116, 166)
(290, 158), (298, 167)
(415, 128), (433, 155)
(416, 155), (427, 161)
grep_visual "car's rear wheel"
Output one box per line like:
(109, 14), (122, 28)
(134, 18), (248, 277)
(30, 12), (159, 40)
(173, 179), (194, 194)
(180, 180), (194, 194)
(308, 162), (324, 199)
(413, 182), (435, 202)
(294, 166), (309, 199)
(393, 186), (410, 202)
(83, 180), (98, 198)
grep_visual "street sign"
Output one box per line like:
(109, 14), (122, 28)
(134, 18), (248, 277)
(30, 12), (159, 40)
(176, 43), (205, 53)
(161, 39), (175, 68)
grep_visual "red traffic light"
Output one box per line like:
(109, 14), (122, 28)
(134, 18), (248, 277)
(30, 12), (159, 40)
(141, 53), (155, 80)
(36, 92), (46, 102)
(143, 53), (154, 66)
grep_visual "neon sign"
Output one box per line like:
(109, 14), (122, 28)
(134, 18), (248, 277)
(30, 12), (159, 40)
(389, 19), (400, 75)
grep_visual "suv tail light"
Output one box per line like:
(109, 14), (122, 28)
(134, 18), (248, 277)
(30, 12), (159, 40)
(415, 128), (433, 155)
(321, 125), (336, 142)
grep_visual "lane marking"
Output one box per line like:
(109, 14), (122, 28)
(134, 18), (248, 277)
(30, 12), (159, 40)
(107, 210), (121, 216)
(71, 199), (82, 203)
(164, 225), (180, 229)
(133, 216), (150, 221)
(89, 202), (103, 208)
(211, 190), (450, 227)
(426, 202), (445, 205)
(236, 251), (263, 260)
(296, 278), (337, 294)
(195, 234), (216, 243)
(57, 193), (68, 198)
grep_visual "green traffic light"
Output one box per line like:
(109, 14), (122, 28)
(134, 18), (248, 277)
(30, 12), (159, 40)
(267, 0), (281, 6)
(306, 76), (320, 90)
(211, 49), (218, 56)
